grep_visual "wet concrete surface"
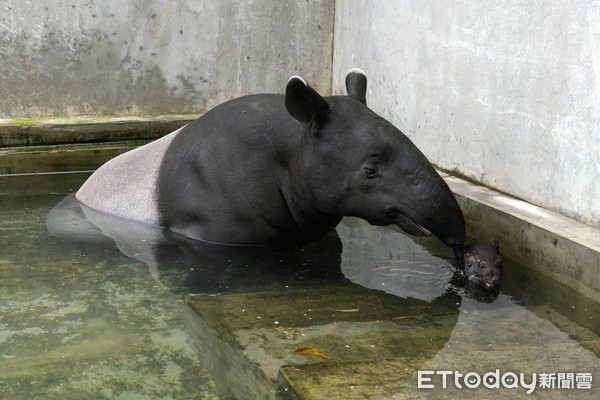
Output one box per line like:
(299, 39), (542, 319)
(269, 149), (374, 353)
(185, 284), (461, 399)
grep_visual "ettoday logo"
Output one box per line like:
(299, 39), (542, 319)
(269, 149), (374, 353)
(418, 370), (593, 394)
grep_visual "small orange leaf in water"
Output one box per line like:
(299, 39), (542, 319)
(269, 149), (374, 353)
(293, 347), (331, 360)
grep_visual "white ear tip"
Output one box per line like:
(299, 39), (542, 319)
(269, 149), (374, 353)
(348, 68), (366, 76)
(288, 75), (307, 86)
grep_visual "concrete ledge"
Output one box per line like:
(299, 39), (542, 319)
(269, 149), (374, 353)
(442, 173), (600, 304)
(184, 284), (461, 399)
(0, 142), (143, 175)
(0, 114), (199, 147)
(0, 114), (199, 175)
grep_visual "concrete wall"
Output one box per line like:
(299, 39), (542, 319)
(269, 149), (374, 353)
(2, 0), (598, 229)
(0, 0), (333, 117)
(333, 1), (600, 229)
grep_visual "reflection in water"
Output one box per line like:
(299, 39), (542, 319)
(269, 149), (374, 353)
(46, 192), (600, 341)
(48, 195), (494, 302)
(338, 217), (501, 303)
(46, 193), (466, 399)
(43, 190), (600, 398)
(47, 194), (349, 295)
(2, 171), (596, 399)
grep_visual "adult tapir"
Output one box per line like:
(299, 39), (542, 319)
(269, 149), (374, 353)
(76, 69), (466, 249)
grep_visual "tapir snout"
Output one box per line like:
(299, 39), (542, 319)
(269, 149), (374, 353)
(394, 154), (466, 248)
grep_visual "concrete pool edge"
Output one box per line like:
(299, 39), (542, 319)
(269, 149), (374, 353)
(442, 172), (600, 304)
(0, 114), (199, 174)
(0, 114), (199, 147)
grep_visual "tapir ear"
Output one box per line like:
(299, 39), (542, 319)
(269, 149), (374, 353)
(285, 76), (329, 127)
(345, 68), (367, 106)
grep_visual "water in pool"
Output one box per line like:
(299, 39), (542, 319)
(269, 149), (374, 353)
(1, 172), (598, 399)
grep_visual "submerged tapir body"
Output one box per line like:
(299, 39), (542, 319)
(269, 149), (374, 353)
(76, 70), (465, 248)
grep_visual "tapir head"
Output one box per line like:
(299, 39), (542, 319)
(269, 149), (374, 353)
(285, 69), (466, 248)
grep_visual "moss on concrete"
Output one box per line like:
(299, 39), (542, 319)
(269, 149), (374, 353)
(0, 113), (200, 148)
(1, 113), (200, 127)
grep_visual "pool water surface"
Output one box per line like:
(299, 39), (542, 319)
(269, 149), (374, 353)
(0, 172), (598, 399)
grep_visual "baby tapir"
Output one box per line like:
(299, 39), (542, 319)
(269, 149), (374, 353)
(454, 239), (502, 289)
(76, 69), (465, 248)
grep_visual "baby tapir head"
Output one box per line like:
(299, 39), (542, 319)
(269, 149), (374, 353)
(285, 69), (466, 248)
(459, 239), (503, 288)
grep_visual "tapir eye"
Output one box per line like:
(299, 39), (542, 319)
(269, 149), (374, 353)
(363, 167), (377, 178)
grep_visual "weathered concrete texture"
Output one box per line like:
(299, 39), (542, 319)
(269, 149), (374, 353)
(0, 0), (334, 117)
(333, 0), (600, 230)
(443, 172), (600, 304)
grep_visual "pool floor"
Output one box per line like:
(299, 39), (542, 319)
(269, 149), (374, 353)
(1, 172), (598, 399)
(0, 173), (219, 399)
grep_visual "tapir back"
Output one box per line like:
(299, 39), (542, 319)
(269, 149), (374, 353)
(154, 94), (320, 243)
(77, 94), (315, 243)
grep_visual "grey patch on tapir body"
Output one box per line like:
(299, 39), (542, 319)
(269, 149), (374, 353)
(76, 127), (182, 224)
